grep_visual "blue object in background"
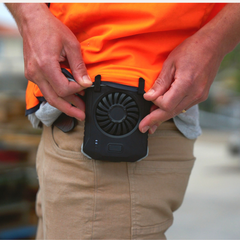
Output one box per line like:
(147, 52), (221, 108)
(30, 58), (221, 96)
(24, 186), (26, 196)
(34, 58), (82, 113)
(0, 225), (37, 239)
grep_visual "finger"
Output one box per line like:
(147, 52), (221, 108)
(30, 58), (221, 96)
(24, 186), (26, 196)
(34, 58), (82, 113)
(78, 90), (85, 97)
(64, 42), (92, 88)
(139, 108), (173, 133)
(150, 104), (158, 113)
(39, 80), (85, 121)
(173, 93), (207, 116)
(39, 62), (84, 98)
(148, 121), (162, 134)
(64, 94), (85, 112)
(152, 77), (189, 113)
(144, 61), (175, 101)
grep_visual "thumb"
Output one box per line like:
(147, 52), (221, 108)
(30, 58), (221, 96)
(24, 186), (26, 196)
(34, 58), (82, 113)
(65, 43), (92, 88)
(144, 62), (174, 101)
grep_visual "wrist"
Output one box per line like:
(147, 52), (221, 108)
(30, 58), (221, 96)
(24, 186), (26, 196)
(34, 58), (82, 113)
(196, 3), (240, 57)
(5, 3), (50, 37)
(193, 28), (227, 61)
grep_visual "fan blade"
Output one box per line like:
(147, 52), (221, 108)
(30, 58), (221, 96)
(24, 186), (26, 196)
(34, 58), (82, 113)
(127, 112), (139, 119)
(126, 116), (137, 126)
(96, 115), (109, 121)
(108, 93), (113, 105)
(118, 93), (126, 104)
(125, 119), (133, 130)
(98, 119), (111, 127)
(125, 101), (137, 109)
(109, 123), (117, 135)
(127, 107), (139, 113)
(121, 122), (128, 135)
(114, 92), (119, 104)
(116, 124), (122, 135)
(122, 96), (132, 106)
(97, 108), (108, 115)
(102, 97), (110, 108)
(103, 122), (114, 132)
(98, 102), (109, 112)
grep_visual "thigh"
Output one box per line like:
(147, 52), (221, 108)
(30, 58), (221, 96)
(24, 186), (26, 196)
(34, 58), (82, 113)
(36, 122), (132, 239)
(127, 120), (195, 239)
(36, 122), (95, 239)
(35, 120), (195, 240)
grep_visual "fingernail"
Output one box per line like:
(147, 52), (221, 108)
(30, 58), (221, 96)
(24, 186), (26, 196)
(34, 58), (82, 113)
(150, 125), (158, 134)
(146, 89), (155, 95)
(144, 89), (155, 98)
(142, 126), (150, 133)
(82, 75), (92, 85)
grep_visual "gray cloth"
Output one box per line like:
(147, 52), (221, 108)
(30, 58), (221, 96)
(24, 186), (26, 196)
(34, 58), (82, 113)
(173, 105), (202, 139)
(28, 102), (201, 140)
(28, 101), (61, 128)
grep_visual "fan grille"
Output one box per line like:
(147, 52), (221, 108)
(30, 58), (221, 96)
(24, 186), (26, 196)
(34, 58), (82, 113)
(96, 92), (139, 136)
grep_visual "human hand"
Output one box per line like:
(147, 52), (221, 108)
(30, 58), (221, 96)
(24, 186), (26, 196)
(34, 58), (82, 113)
(139, 3), (240, 135)
(139, 33), (224, 134)
(11, 4), (91, 120)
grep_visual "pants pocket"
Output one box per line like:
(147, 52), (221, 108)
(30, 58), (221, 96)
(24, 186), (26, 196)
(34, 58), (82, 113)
(36, 125), (95, 239)
(128, 159), (195, 239)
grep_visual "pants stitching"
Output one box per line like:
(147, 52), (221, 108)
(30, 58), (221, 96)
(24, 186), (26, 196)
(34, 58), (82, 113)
(91, 160), (97, 240)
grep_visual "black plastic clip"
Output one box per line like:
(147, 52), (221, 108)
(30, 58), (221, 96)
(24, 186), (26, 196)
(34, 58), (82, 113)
(61, 68), (74, 79)
(94, 75), (101, 92)
(138, 77), (145, 95)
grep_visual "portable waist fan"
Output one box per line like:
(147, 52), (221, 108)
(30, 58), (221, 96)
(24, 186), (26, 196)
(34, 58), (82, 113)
(82, 75), (151, 162)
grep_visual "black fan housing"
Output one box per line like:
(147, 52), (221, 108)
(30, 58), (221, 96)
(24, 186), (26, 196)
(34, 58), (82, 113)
(96, 92), (139, 136)
(82, 83), (151, 162)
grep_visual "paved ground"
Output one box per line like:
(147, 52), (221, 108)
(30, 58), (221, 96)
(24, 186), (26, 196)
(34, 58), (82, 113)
(166, 130), (240, 240)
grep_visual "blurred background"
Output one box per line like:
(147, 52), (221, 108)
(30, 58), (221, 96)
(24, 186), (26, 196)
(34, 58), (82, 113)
(0, 3), (41, 239)
(0, 3), (240, 239)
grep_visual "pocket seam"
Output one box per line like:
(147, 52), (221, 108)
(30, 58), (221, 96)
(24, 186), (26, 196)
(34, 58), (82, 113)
(49, 125), (87, 160)
(132, 218), (173, 236)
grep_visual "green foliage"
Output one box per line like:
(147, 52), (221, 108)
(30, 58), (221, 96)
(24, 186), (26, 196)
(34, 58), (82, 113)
(219, 43), (240, 71)
(199, 43), (240, 113)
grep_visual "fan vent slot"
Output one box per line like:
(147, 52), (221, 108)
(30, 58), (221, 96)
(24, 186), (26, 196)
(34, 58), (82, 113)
(96, 92), (139, 136)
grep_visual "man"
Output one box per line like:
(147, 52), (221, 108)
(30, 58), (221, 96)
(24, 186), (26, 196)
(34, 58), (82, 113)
(6, 3), (240, 239)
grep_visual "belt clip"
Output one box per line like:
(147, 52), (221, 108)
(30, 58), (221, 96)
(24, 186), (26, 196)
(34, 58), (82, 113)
(94, 75), (101, 92)
(138, 77), (145, 95)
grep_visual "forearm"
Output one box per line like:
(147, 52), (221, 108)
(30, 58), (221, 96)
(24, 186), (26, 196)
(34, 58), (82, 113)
(4, 3), (91, 121)
(5, 3), (51, 36)
(197, 3), (240, 57)
(140, 3), (240, 133)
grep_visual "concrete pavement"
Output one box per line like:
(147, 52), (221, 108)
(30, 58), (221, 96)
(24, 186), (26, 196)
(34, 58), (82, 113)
(166, 130), (240, 240)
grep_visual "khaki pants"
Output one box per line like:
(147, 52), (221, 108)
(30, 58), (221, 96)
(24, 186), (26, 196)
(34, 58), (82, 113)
(35, 120), (195, 239)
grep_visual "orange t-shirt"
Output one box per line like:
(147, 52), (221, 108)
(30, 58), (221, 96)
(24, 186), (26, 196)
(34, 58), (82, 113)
(26, 3), (226, 114)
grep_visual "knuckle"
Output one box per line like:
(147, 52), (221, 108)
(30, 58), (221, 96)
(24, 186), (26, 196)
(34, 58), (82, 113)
(194, 90), (205, 102)
(74, 61), (86, 72)
(56, 87), (67, 98)
(202, 93), (208, 102)
(161, 103), (172, 112)
(180, 76), (194, 90)
(24, 63), (35, 80)
(24, 69), (31, 80)
(38, 57), (49, 70)
(64, 105), (75, 118)
(150, 118), (159, 126)
(68, 40), (80, 49)
(46, 97), (55, 107)
(64, 108), (71, 116)
(184, 78), (194, 89)
(155, 77), (166, 87)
